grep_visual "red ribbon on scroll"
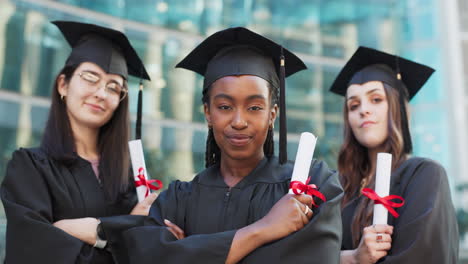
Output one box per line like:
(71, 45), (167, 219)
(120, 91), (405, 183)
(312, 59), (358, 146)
(361, 188), (405, 218)
(289, 178), (326, 207)
(134, 167), (163, 198)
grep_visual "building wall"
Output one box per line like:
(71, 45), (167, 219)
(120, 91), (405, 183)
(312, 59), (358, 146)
(0, 0), (465, 261)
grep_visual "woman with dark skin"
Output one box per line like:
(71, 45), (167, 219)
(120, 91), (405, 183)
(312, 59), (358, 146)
(0, 21), (157, 263)
(95, 27), (343, 264)
(330, 47), (458, 264)
(202, 74), (314, 262)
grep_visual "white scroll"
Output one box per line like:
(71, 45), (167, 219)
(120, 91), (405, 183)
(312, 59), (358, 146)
(289, 132), (317, 194)
(372, 153), (392, 224)
(128, 139), (150, 202)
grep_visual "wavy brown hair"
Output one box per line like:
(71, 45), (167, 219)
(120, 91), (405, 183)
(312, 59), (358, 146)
(338, 83), (408, 247)
(41, 65), (131, 203)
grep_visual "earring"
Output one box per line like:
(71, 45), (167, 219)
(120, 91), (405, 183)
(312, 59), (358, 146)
(60, 95), (64, 101)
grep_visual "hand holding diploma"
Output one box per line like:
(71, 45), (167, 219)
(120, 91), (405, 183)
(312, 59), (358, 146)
(350, 153), (404, 263)
(353, 223), (394, 264)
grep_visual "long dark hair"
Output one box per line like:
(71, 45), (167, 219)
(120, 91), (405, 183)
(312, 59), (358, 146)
(202, 80), (278, 168)
(338, 83), (408, 247)
(41, 65), (131, 203)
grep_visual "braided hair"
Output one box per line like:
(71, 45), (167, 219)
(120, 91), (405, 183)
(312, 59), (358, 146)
(203, 81), (278, 168)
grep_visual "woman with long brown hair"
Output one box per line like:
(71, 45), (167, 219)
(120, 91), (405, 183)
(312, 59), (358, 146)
(0, 21), (156, 263)
(330, 47), (458, 263)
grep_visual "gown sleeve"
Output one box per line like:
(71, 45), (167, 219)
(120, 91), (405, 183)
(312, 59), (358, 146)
(100, 180), (237, 264)
(0, 149), (108, 263)
(380, 159), (459, 263)
(240, 160), (344, 264)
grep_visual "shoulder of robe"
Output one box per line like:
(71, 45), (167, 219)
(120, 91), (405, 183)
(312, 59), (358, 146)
(165, 179), (195, 195)
(405, 156), (443, 167)
(6, 148), (50, 173)
(2, 148), (51, 190)
(6, 147), (76, 184)
(11, 147), (48, 163)
(310, 159), (336, 174)
(399, 156), (446, 182)
(309, 159), (339, 184)
(394, 156), (449, 202)
(153, 179), (195, 212)
(309, 159), (343, 201)
(413, 156), (445, 170)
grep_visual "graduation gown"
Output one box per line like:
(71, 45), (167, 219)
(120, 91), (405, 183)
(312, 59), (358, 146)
(100, 156), (343, 264)
(341, 157), (459, 263)
(1, 148), (137, 263)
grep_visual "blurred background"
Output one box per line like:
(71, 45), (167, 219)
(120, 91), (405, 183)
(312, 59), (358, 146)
(0, 0), (466, 261)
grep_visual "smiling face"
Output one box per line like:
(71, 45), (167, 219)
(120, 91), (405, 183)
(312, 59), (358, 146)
(346, 81), (389, 152)
(204, 75), (277, 163)
(57, 62), (125, 131)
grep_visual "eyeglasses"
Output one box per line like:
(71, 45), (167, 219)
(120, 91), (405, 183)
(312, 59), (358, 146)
(77, 71), (128, 102)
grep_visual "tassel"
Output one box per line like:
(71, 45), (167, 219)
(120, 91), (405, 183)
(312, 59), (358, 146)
(279, 47), (287, 164)
(136, 81), (143, 140)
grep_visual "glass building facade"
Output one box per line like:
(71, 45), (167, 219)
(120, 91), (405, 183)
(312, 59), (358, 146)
(0, 0), (466, 261)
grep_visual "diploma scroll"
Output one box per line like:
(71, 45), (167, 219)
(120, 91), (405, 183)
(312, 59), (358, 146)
(129, 139), (150, 202)
(372, 153), (392, 225)
(288, 132), (317, 194)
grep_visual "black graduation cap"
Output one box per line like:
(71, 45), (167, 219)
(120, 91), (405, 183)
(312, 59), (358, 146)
(329, 46), (434, 100)
(176, 27), (307, 164)
(329, 46), (435, 154)
(52, 20), (150, 139)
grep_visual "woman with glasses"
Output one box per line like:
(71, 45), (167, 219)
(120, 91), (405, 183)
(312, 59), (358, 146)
(0, 21), (157, 263)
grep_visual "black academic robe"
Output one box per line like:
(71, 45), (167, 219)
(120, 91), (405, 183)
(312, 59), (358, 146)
(1, 148), (137, 263)
(101, 156), (343, 264)
(341, 157), (459, 263)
